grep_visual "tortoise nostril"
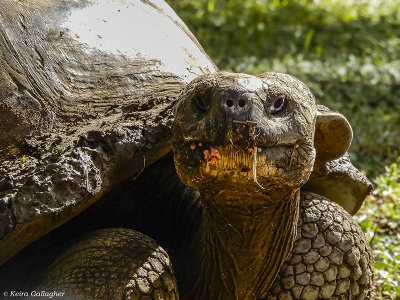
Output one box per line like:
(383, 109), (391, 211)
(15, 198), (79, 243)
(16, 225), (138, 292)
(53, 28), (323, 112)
(226, 99), (234, 107)
(238, 99), (246, 107)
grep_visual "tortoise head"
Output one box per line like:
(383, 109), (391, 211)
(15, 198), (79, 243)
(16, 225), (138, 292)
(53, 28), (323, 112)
(172, 72), (357, 297)
(172, 72), (353, 200)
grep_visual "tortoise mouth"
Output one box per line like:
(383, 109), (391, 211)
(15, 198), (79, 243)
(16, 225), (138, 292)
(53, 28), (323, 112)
(187, 143), (262, 169)
(187, 143), (268, 171)
(177, 142), (269, 190)
(174, 139), (314, 192)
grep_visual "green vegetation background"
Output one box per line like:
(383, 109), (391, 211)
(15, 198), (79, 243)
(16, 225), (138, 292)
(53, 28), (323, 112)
(166, 0), (400, 298)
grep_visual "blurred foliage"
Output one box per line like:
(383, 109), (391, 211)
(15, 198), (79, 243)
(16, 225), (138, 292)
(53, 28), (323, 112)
(167, 0), (400, 177)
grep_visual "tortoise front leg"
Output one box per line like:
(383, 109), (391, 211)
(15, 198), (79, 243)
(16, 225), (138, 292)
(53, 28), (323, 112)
(266, 192), (374, 299)
(36, 228), (179, 300)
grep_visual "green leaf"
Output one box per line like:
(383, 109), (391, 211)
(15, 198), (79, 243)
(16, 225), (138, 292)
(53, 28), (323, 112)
(304, 28), (315, 52)
(207, 0), (215, 12)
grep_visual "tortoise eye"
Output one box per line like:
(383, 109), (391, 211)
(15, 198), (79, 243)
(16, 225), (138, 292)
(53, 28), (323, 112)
(271, 95), (286, 114)
(194, 95), (207, 112)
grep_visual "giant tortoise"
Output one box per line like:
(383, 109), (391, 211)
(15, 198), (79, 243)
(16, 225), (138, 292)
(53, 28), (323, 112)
(0, 0), (374, 299)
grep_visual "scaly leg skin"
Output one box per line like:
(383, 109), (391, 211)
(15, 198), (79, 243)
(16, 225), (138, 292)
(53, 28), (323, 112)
(35, 228), (179, 300)
(267, 192), (374, 299)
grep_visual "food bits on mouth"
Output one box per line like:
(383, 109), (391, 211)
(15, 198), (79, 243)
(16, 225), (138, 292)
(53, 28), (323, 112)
(203, 147), (221, 165)
(209, 157), (218, 165)
(203, 149), (210, 159)
(247, 147), (261, 154)
(210, 147), (222, 159)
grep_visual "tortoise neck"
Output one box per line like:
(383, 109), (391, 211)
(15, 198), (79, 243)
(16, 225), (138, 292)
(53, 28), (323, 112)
(191, 189), (300, 300)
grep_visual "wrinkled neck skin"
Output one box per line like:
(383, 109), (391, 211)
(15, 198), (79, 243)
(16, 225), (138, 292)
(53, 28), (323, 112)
(190, 188), (300, 300)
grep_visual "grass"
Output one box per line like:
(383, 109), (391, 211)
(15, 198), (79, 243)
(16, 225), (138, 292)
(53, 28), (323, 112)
(355, 158), (400, 299)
